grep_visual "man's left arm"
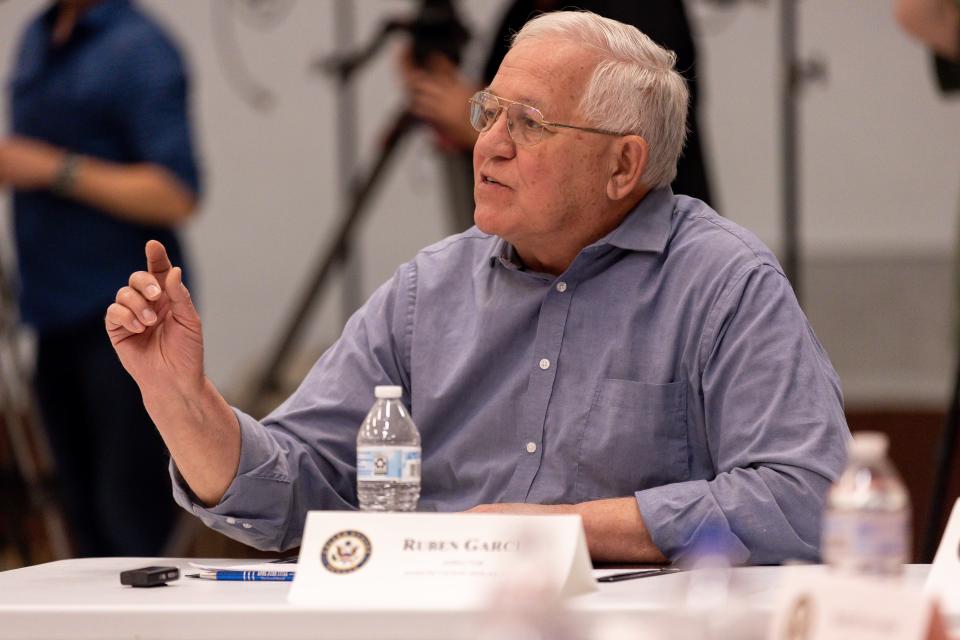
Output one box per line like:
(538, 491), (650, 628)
(470, 497), (668, 563)
(473, 263), (848, 565)
(635, 263), (848, 565)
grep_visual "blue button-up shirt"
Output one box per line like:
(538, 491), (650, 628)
(172, 188), (848, 564)
(8, 0), (199, 331)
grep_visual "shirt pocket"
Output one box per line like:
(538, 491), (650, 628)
(575, 378), (689, 502)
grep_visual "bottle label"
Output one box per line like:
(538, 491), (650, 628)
(357, 446), (421, 483)
(822, 509), (910, 569)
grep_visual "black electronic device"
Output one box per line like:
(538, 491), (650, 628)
(319, 0), (469, 80)
(119, 565), (180, 588)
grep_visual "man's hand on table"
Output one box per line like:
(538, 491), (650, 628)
(469, 498), (668, 564)
(468, 503), (573, 516)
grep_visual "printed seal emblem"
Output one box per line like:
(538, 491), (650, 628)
(321, 530), (372, 574)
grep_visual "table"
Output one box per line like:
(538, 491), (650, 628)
(0, 558), (936, 639)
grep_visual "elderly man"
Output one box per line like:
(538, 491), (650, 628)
(106, 11), (848, 564)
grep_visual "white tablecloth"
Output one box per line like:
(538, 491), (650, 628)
(0, 558), (935, 640)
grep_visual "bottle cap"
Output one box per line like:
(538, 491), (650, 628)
(374, 385), (403, 399)
(850, 431), (888, 461)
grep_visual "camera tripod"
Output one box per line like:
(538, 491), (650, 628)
(0, 250), (70, 566)
(245, 0), (471, 416)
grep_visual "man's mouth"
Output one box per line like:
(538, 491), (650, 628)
(481, 175), (507, 187)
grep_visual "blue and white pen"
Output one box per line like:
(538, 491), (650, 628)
(187, 570), (295, 582)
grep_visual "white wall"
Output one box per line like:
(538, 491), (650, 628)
(2, 0), (959, 408)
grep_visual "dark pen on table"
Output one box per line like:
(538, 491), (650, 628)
(596, 567), (681, 583)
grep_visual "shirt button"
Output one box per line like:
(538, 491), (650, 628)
(526, 442), (537, 454)
(539, 358), (551, 370)
(226, 517), (236, 525)
(555, 281), (567, 293)
(242, 522), (253, 529)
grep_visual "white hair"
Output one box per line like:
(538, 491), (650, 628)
(511, 11), (690, 189)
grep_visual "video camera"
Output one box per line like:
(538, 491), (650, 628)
(320, 0), (470, 80)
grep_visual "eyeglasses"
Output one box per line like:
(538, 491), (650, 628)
(468, 90), (625, 147)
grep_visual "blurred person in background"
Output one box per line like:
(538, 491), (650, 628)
(0, 0), (201, 556)
(402, 0), (714, 232)
(895, 0), (960, 63)
(895, 0), (960, 561)
(894, 0), (960, 331)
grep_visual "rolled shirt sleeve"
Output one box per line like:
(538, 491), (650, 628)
(636, 263), (849, 565)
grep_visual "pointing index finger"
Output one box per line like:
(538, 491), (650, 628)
(145, 240), (172, 278)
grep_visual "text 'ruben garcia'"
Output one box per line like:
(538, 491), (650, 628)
(401, 539), (522, 552)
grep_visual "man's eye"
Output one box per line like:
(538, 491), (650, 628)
(520, 115), (543, 131)
(483, 108), (498, 121)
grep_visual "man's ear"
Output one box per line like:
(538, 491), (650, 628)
(606, 135), (648, 201)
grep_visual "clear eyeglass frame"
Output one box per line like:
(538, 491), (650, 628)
(468, 90), (625, 147)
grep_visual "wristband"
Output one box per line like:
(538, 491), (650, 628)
(50, 152), (81, 197)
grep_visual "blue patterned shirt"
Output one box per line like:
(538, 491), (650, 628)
(8, 0), (199, 331)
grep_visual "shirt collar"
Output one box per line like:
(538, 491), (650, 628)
(488, 186), (676, 271)
(595, 186), (675, 254)
(489, 240), (526, 272)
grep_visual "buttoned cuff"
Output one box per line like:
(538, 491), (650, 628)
(169, 408), (293, 551)
(634, 480), (750, 565)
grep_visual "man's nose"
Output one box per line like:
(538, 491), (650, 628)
(476, 108), (516, 159)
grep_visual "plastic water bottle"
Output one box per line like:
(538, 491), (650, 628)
(821, 431), (910, 576)
(356, 385), (421, 511)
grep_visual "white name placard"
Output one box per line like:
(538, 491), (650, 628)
(287, 511), (595, 609)
(926, 497), (960, 615)
(769, 569), (934, 640)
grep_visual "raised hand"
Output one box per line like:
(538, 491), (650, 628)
(398, 50), (480, 151)
(105, 240), (204, 395)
